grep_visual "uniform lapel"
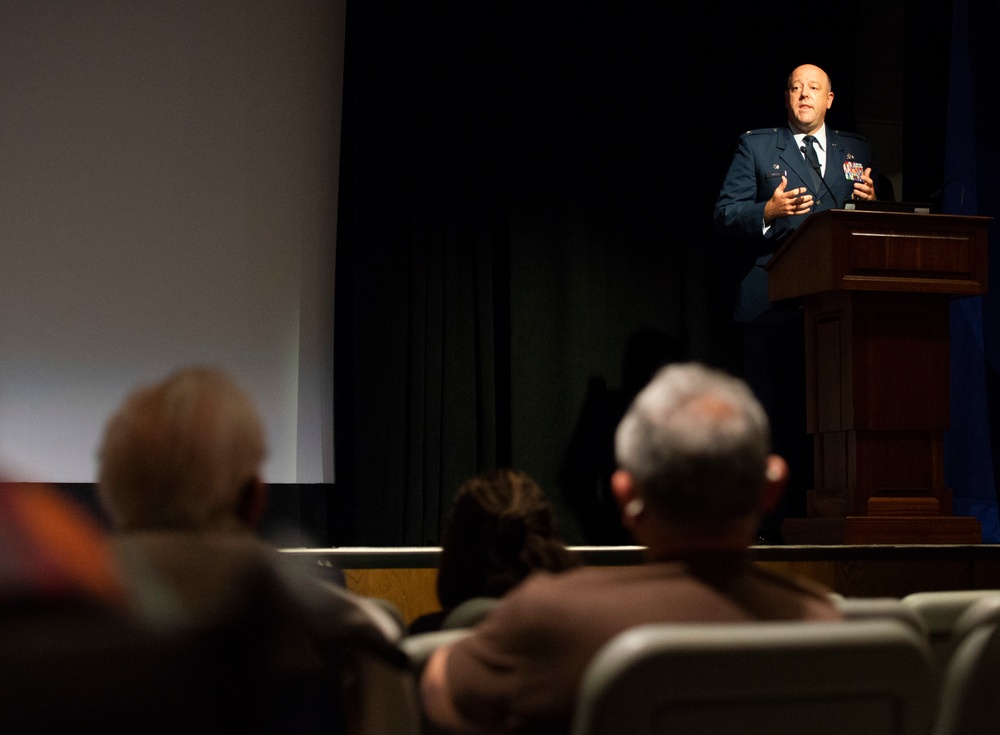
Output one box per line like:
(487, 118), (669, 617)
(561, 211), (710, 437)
(825, 130), (841, 188)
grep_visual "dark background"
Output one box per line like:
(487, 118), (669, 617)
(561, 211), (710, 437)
(331, 1), (962, 546)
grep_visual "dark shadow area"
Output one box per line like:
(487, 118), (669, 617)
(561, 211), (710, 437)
(556, 329), (685, 544)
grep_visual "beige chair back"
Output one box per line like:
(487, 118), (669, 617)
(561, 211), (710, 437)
(571, 618), (935, 735)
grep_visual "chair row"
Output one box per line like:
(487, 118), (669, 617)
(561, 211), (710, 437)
(386, 589), (1000, 735)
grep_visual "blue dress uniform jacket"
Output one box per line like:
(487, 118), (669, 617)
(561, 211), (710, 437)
(713, 126), (874, 322)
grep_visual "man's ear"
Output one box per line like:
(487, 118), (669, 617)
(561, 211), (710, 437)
(611, 469), (634, 508)
(760, 455), (789, 515)
(611, 469), (644, 527)
(238, 477), (268, 529)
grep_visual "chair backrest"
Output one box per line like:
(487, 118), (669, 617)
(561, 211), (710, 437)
(399, 629), (474, 735)
(834, 595), (930, 638)
(932, 607), (1000, 735)
(901, 591), (1000, 645)
(363, 596), (408, 635)
(441, 596), (500, 629)
(901, 590), (1000, 684)
(319, 589), (416, 735)
(570, 618), (935, 735)
(949, 594), (1000, 647)
(340, 648), (422, 735)
(400, 628), (474, 673)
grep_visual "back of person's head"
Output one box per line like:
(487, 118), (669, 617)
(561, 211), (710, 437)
(614, 362), (770, 522)
(436, 468), (580, 609)
(97, 366), (266, 532)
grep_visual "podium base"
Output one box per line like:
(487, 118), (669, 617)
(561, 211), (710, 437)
(782, 516), (983, 545)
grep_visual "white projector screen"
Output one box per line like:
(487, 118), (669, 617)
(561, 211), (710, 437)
(0, 0), (343, 484)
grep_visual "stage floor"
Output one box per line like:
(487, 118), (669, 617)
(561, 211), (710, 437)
(281, 544), (1000, 625)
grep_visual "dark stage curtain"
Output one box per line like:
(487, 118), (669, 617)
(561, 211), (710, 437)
(333, 5), (708, 546)
(943, 0), (1000, 541)
(333, 5), (511, 546)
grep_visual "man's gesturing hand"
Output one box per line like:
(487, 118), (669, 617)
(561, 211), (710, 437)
(763, 176), (813, 224)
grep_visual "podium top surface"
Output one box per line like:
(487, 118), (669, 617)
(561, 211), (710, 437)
(767, 209), (991, 301)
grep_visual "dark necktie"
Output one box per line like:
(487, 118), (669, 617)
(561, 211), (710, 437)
(802, 135), (824, 196)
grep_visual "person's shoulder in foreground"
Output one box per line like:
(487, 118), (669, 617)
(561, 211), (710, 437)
(419, 361), (841, 733)
(0, 481), (126, 612)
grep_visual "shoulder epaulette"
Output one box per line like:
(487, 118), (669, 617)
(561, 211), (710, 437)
(832, 129), (866, 141)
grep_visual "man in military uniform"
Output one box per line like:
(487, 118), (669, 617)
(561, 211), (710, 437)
(712, 63), (878, 541)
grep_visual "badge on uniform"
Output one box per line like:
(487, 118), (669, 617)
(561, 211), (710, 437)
(844, 161), (865, 182)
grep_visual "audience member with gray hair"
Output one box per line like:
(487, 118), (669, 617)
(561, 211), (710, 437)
(613, 361), (776, 537)
(420, 362), (841, 735)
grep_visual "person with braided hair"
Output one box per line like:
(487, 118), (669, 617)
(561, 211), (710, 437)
(408, 468), (581, 634)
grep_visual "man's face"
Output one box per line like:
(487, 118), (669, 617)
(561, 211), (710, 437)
(785, 64), (834, 134)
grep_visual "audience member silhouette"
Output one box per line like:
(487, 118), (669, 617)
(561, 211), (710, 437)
(420, 362), (842, 734)
(558, 328), (684, 544)
(96, 365), (403, 732)
(409, 468), (582, 633)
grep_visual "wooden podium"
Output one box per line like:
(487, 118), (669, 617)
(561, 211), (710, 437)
(766, 208), (990, 544)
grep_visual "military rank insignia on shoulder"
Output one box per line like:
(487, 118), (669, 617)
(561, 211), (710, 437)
(832, 129), (866, 142)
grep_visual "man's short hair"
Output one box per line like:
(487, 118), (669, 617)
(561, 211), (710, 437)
(614, 362), (771, 520)
(97, 366), (266, 531)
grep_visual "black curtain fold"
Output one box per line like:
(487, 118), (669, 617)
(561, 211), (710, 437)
(334, 4), (508, 545)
